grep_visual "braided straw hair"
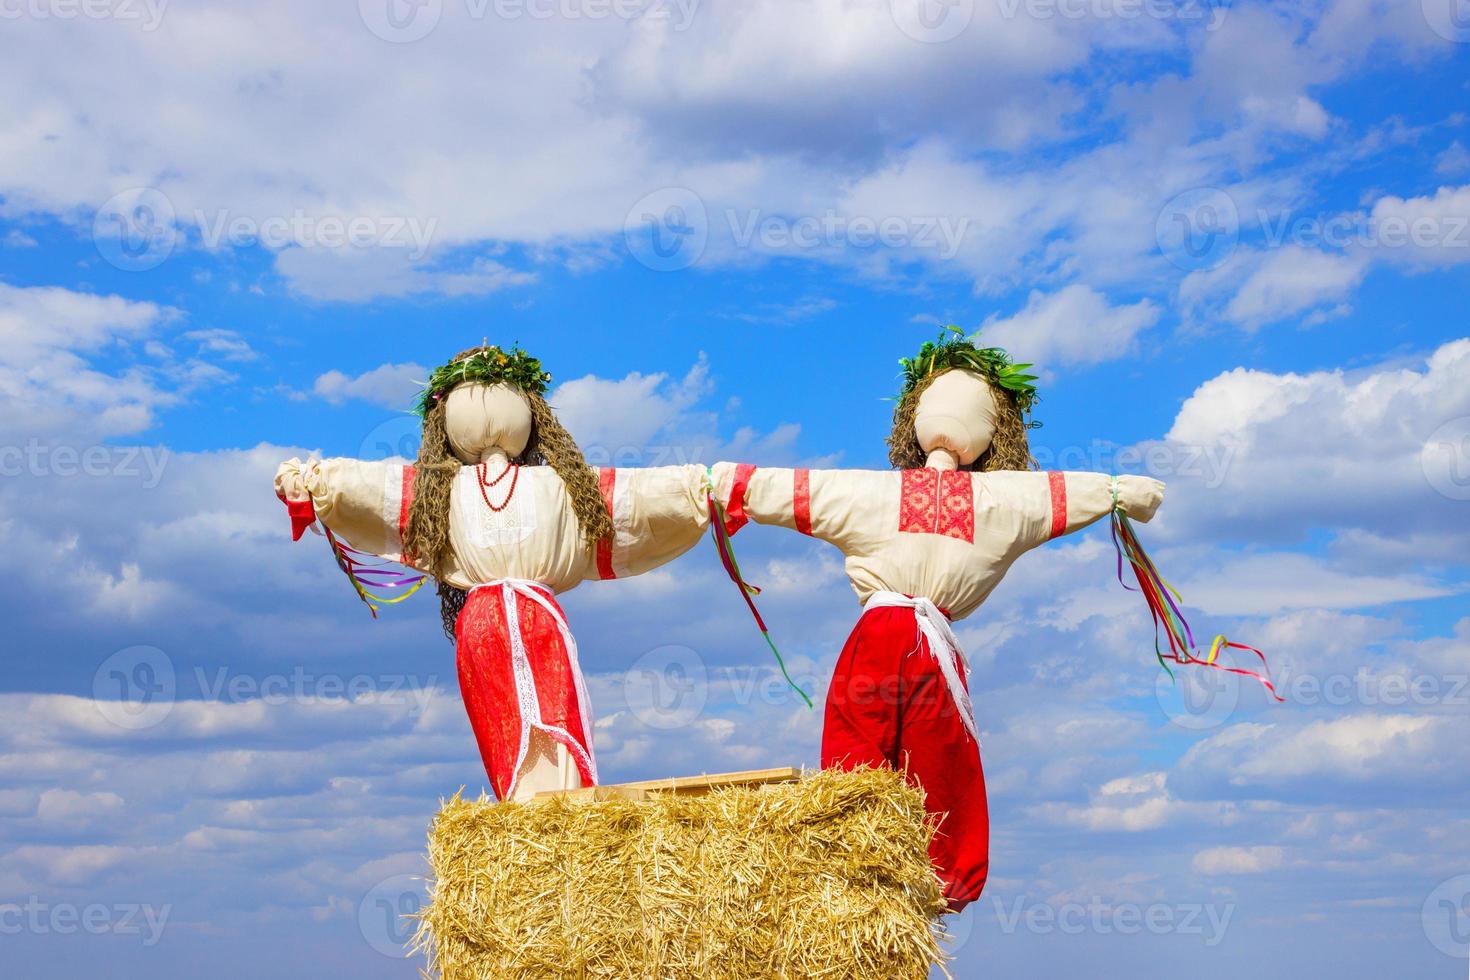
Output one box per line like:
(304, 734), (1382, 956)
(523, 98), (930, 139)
(885, 368), (1036, 472)
(403, 346), (613, 639)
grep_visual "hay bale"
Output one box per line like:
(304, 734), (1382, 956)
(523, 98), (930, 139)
(415, 767), (950, 979)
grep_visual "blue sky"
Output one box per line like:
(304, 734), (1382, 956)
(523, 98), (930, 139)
(1, 2), (1468, 978)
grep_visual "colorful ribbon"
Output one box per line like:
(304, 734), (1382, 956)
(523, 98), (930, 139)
(1110, 508), (1284, 702)
(322, 525), (428, 618)
(705, 475), (813, 710)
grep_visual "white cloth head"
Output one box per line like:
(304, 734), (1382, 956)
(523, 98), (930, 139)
(862, 590), (979, 744)
(444, 383), (533, 463)
(913, 369), (998, 467)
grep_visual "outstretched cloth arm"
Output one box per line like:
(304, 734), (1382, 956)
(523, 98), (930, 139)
(709, 462), (888, 554)
(581, 464), (712, 581)
(274, 457), (418, 565)
(989, 470), (1164, 554)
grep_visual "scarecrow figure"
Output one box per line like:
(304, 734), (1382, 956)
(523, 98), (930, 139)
(711, 330), (1165, 910)
(275, 345), (712, 801)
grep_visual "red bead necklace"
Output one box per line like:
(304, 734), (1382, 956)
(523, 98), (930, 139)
(476, 458), (519, 512)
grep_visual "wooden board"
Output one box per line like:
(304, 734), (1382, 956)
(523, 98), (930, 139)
(533, 767), (801, 803)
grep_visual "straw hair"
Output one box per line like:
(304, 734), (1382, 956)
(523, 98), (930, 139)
(886, 368), (1036, 472)
(403, 347), (614, 639)
(413, 767), (953, 979)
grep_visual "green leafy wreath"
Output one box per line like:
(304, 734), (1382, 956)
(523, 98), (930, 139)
(897, 325), (1040, 416)
(415, 345), (551, 416)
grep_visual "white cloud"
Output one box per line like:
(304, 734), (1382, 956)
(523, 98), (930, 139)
(313, 362), (427, 409)
(0, 283), (184, 439)
(1151, 337), (1470, 549)
(1193, 845), (1285, 875)
(1368, 183), (1470, 267)
(980, 285), (1161, 368)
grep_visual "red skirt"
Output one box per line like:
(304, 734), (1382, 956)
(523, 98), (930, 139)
(821, 603), (990, 911)
(455, 582), (597, 801)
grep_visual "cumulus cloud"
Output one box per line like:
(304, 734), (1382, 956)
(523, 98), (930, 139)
(980, 285), (1161, 368)
(313, 362), (427, 409)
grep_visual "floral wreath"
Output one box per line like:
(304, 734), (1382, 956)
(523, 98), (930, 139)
(898, 326), (1041, 417)
(414, 344), (551, 416)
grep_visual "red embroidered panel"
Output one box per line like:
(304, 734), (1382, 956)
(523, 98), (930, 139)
(898, 469), (974, 542)
(1047, 470), (1068, 540)
(898, 469), (939, 534)
(793, 468), (813, 536)
(595, 467), (618, 579)
(936, 470), (975, 543)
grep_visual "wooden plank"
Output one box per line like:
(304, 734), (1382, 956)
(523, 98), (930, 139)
(533, 766), (801, 803)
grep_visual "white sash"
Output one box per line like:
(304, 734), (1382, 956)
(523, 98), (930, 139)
(862, 590), (979, 744)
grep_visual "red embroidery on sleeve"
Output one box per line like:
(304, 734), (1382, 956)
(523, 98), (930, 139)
(937, 470), (975, 543)
(724, 463), (757, 536)
(898, 469), (939, 534)
(396, 464), (418, 561)
(793, 468), (813, 536)
(1047, 471), (1068, 540)
(596, 467), (617, 579)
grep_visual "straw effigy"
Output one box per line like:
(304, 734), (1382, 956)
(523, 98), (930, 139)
(414, 767), (951, 979)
